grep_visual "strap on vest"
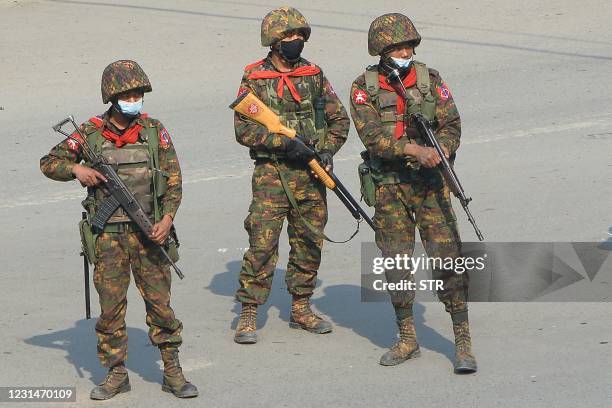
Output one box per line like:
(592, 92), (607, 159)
(85, 125), (105, 155)
(414, 62), (430, 96)
(364, 70), (379, 96)
(145, 123), (163, 223)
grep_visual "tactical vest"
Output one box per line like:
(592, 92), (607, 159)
(363, 61), (436, 184)
(81, 119), (165, 227)
(249, 70), (326, 160)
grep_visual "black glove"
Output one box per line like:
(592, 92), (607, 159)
(318, 150), (333, 171)
(285, 136), (315, 162)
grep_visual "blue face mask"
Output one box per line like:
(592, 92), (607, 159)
(116, 98), (143, 117)
(391, 56), (413, 69)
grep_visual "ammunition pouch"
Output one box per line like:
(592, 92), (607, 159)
(359, 150), (424, 206)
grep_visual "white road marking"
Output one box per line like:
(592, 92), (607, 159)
(2, 116), (610, 209)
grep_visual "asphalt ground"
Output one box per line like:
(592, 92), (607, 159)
(1, 0), (611, 407)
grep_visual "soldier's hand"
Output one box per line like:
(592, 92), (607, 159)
(150, 214), (173, 245)
(440, 144), (450, 159)
(285, 137), (316, 162)
(72, 164), (107, 187)
(415, 146), (441, 168)
(318, 150), (333, 173)
(311, 150), (333, 179)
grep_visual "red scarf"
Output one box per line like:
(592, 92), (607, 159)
(246, 59), (320, 103)
(90, 114), (148, 147)
(378, 68), (417, 139)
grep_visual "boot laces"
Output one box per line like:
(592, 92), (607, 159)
(239, 304), (257, 328)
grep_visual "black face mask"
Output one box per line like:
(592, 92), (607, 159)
(279, 39), (304, 63)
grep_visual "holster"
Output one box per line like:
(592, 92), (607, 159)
(358, 151), (377, 207)
(78, 217), (97, 265)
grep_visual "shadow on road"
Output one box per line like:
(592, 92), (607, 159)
(207, 260), (305, 330)
(24, 319), (162, 384)
(315, 285), (455, 362)
(207, 262), (454, 361)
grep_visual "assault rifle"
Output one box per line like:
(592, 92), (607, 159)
(386, 69), (484, 241)
(230, 92), (375, 232)
(52, 115), (185, 279)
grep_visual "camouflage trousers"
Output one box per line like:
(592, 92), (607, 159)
(93, 230), (182, 368)
(236, 161), (328, 305)
(373, 172), (469, 319)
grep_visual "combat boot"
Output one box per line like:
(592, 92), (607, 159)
(90, 364), (131, 400)
(234, 303), (258, 344)
(453, 321), (477, 374)
(289, 296), (332, 334)
(160, 346), (198, 398)
(380, 316), (421, 366)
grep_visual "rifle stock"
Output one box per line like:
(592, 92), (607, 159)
(230, 91), (375, 232)
(230, 92), (337, 190)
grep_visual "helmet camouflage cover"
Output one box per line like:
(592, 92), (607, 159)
(101, 60), (152, 104)
(368, 13), (421, 56)
(261, 6), (311, 47)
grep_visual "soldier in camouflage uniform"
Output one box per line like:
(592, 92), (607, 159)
(350, 14), (477, 373)
(233, 7), (350, 344)
(40, 60), (199, 399)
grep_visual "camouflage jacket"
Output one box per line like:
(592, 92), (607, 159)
(235, 54), (350, 156)
(350, 64), (461, 162)
(40, 111), (182, 219)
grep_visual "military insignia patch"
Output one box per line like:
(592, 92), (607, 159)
(353, 89), (368, 105)
(237, 87), (249, 97)
(66, 138), (79, 152)
(436, 82), (451, 101)
(66, 132), (82, 152)
(248, 103), (259, 115)
(159, 128), (171, 149)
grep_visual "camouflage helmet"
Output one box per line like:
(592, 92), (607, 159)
(101, 60), (152, 104)
(368, 13), (421, 56)
(261, 6), (311, 47)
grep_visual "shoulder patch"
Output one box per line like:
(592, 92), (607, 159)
(436, 81), (452, 101)
(237, 86), (249, 97)
(159, 127), (172, 149)
(66, 133), (83, 152)
(353, 88), (368, 105)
